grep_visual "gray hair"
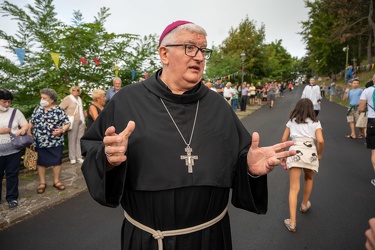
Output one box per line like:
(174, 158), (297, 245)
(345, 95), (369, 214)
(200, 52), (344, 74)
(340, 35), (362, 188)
(40, 88), (58, 103)
(160, 23), (207, 46)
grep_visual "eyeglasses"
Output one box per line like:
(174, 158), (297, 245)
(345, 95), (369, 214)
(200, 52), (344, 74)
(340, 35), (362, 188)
(72, 89), (80, 92)
(165, 44), (212, 60)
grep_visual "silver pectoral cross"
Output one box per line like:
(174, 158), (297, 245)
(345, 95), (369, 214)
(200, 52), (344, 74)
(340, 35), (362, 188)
(180, 146), (198, 173)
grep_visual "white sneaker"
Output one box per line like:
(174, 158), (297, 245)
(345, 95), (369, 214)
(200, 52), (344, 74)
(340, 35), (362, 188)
(371, 179), (375, 187)
(77, 158), (84, 164)
(70, 160), (76, 164)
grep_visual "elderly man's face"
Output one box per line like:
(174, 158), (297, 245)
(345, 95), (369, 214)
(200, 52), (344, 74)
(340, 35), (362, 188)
(160, 30), (207, 94)
(113, 79), (122, 91)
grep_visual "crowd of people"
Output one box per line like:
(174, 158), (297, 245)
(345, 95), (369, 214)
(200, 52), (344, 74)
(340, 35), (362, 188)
(205, 79), (295, 112)
(0, 75), (123, 209)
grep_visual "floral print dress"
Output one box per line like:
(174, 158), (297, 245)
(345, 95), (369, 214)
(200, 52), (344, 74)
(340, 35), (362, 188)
(30, 106), (70, 148)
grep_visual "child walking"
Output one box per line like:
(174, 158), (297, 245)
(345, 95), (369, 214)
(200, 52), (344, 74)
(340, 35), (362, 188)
(281, 98), (325, 232)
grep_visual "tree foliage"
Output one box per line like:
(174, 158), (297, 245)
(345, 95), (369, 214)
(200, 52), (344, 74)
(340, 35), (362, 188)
(205, 16), (298, 83)
(300, 0), (375, 80)
(0, 0), (159, 117)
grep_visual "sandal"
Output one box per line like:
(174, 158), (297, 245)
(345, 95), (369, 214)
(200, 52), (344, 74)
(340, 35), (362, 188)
(358, 135), (364, 139)
(37, 183), (47, 194)
(53, 182), (66, 191)
(345, 135), (356, 139)
(284, 219), (296, 232)
(300, 201), (311, 213)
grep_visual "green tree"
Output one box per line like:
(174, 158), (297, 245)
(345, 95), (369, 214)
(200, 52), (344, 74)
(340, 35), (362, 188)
(300, 0), (346, 80)
(263, 40), (294, 81)
(206, 16), (268, 83)
(0, 0), (159, 117)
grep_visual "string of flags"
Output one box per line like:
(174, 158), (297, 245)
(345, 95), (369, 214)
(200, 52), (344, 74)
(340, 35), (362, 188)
(13, 48), (25, 65)
(13, 48), (375, 81)
(210, 70), (259, 83)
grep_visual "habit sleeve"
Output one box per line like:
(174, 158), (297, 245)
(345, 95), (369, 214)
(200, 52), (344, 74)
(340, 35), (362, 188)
(229, 108), (268, 214)
(81, 100), (126, 208)
(231, 153), (268, 214)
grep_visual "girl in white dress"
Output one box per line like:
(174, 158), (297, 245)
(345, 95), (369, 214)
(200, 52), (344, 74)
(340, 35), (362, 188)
(281, 98), (324, 232)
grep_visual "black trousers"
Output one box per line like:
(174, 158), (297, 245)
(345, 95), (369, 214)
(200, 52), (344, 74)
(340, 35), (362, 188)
(240, 96), (248, 111)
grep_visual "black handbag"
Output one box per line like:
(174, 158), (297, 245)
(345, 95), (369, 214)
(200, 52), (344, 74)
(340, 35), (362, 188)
(8, 108), (33, 150)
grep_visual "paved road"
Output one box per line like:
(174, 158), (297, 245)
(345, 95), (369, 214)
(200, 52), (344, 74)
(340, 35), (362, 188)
(0, 85), (374, 249)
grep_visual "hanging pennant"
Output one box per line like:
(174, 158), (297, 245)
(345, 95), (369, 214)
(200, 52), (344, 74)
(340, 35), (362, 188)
(114, 65), (119, 77)
(131, 69), (136, 81)
(50, 52), (60, 69)
(79, 57), (87, 65)
(13, 48), (25, 65)
(93, 58), (100, 66)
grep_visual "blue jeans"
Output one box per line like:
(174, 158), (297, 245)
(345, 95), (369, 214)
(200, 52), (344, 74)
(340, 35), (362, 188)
(231, 99), (238, 111)
(0, 151), (22, 202)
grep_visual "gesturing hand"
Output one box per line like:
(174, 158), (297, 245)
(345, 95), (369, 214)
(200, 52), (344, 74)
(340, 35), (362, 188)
(247, 132), (296, 176)
(103, 121), (136, 167)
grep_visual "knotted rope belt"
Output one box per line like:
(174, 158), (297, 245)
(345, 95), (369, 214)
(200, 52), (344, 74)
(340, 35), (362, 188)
(124, 206), (228, 250)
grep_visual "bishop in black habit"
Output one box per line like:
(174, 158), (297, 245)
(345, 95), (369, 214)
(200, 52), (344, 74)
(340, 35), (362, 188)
(81, 20), (296, 250)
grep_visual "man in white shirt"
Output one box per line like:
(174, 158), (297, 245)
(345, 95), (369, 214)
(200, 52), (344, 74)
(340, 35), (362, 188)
(301, 78), (322, 116)
(359, 74), (375, 187)
(223, 82), (236, 106)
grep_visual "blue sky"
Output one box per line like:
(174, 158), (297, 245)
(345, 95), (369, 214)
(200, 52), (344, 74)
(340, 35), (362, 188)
(0, 0), (309, 62)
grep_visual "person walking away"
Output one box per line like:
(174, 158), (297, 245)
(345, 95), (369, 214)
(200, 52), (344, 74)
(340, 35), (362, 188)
(279, 82), (285, 97)
(301, 78), (322, 116)
(87, 89), (106, 130)
(343, 78), (364, 139)
(358, 74), (375, 187)
(60, 86), (86, 164)
(281, 98), (324, 232)
(28, 88), (70, 194)
(81, 20), (296, 249)
(0, 89), (29, 209)
(106, 77), (122, 102)
(267, 82), (277, 109)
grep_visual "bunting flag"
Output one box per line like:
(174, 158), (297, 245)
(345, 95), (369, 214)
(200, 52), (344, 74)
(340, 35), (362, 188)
(131, 69), (136, 81)
(79, 57), (87, 65)
(144, 72), (149, 79)
(93, 58), (100, 66)
(50, 52), (60, 69)
(13, 48), (25, 65)
(114, 65), (119, 77)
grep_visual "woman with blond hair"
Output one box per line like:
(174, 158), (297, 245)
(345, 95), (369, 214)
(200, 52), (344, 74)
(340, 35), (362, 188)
(60, 86), (86, 164)
(87, 89), (106, 129)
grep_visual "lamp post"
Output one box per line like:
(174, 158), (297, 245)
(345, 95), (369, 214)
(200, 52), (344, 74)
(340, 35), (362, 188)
(241, 51), (246, 84)
(343, 45), (349, 83)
